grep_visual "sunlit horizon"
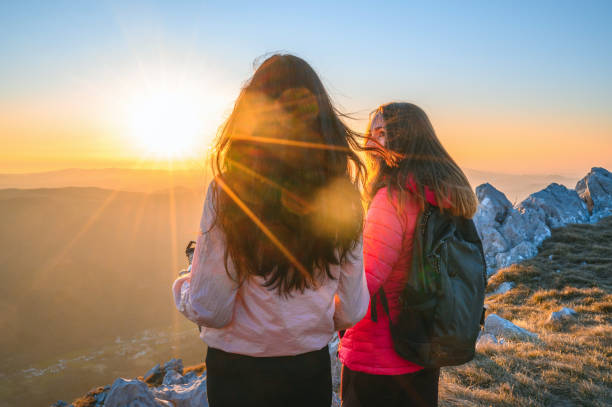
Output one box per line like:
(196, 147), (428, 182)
(1, 1), (611, 175)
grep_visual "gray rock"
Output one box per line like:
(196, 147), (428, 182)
(484, 314), (538, 341)
(508, 241), (538, 263)
(479, 227), (509, 260)
(486, 281), (515, 297)
(162, 370), (185, 386)
(163, 358), (183, 375)
(183, 371), (197, 382)
(144, 364), (161, 380)
(153, 373), (208, 407)
(474, 184), (524, 271)
(476, 183), (513, 222)
(94, 391), (107, 404)
(105, 378), (171, 407)
(473, 168), (612, 274)
(518, 183), (589, 229)
(476, 333), (499, 347)
(576, 167), (612, 222)
(474, 183), (548, 273)
(547, 307), (578, 323)
(494, 241), (538, 269)
(498, 211), (530, 247)
(519, 206), (552, 247)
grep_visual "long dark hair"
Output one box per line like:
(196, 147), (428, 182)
(366, 102), (477, 218)
(209, 54), (367, 295)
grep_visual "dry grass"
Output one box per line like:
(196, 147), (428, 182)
(440, 217), (612, 406)
(69, 218), (612, 406)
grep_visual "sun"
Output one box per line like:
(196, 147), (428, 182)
(123, 86), (206, 158)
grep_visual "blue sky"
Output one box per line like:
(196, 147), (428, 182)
(1, 1), (611, 173)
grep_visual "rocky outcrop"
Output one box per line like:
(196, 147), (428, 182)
(102, 357), (207, 407)
(575, 167), (612, 222)
(474, 183), (547, 275)
(474, 167), (611, 274)
(57, 167), (611, 406)
(517, 183), (589, 229)
(105, 378), (172, 407)
(58, 337), (342, 407)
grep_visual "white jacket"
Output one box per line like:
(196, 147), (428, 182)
(173, 182), (369, 357)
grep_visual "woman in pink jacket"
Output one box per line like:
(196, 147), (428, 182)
(172, 55), (371, 407)
(339, 102), (478, 406)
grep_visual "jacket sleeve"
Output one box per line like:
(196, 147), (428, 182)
(333, 239), (369, 331)
(172, 182), (239, 329)
(363, 187), (417, 294)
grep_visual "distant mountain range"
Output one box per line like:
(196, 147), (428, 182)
(0, 167), (581, 202)
(0, 168), (211, 194)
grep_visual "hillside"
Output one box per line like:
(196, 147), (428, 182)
(63, 215), (612, 407)
(1, 166), (607, 406)
(440, 216), (612, 406)
(0, 187), (205, 369)
(55, 168), (611, 407)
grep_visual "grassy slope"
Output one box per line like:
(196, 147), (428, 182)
(440, 217), (612, 406)
(67, 217), (612, 407)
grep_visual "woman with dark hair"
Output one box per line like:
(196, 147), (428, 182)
(172, 54), (370, 407)
(339, 102), (478, 406)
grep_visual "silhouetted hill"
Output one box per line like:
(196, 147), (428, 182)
(0, 168), (210, 194)
(0, 167), (579, 202)
(463, 169), (580, 203)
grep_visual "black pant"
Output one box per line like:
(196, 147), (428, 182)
(341, 365), (440, 407)
(205, 346), (332, 407)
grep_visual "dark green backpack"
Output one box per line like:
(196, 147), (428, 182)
(371, 204), (487, 367)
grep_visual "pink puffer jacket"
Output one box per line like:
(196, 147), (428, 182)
(339, 182), (440, 375)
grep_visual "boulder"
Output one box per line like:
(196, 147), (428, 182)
(473, 184), (513, 235)
(474, 183), (550, 273)
(518, 183), (589, 229)
(474, 184), (522, 271)
(547, 307), (577, 323)
(153, 373), (208, 407)
(476, 333), (499, 348)
(162, 370), (186, 386)
(105, 378), (170, 407)
(486, 281), (515, 297)
(576, 167), (612, 222)
(484, 314), (538, 341)
(143, 364), (162, 384)
(475, 183), (513, 223)
(163, 358), (183, 375)
(494, 241), (538, 270)
(498, 211), (530, 247)
(519, 208), (551, 247)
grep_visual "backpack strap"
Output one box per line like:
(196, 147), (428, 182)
(370, 288), (391, 323)
(371, 293), (378, 322)
(379, 287), (390, 316)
